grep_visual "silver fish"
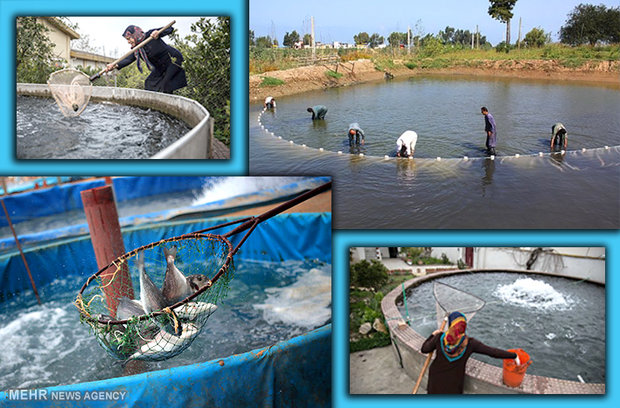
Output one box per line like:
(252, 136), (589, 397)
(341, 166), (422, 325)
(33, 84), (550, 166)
(162, 246), (192, 305)
(173, 302), (218, 321)
(129, 322), (200, 360)
(137, 251), (168, 314)
(116, 297), (145, 320)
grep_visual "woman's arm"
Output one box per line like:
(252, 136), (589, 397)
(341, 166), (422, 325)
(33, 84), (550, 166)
(421, 331), (441, 353)
(470, 338), (517, 359)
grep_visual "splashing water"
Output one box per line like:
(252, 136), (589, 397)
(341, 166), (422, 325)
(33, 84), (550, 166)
(254, 267), (332, 329)
(192, 177), (310, 206)
(494, 278), (573, 311)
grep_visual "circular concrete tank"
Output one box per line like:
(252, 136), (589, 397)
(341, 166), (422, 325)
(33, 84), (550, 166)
(382, 269), (605, 394)
(17, 83), (215, 159)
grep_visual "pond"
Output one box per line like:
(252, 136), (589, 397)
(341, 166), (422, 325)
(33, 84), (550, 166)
(397, 272), (605, 383)
(16, 96), (191, 159)
(250, 75), (620, 229)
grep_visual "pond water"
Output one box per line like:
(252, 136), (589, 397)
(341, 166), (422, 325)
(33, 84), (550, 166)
(397, 272), (605, 383)
(259, 76), (620, 158)
(250, 75), (620, 229)
(0, 259), (331, 390)
(16, 96), (191, 159)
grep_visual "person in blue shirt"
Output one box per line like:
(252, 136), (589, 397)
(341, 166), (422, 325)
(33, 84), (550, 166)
(481, 107), (497, 155)
(307, 105), (328, 120)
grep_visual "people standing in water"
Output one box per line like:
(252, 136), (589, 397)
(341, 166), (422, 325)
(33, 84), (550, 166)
(264, 96), (276, 110)
(421, 311), (521, 394)
(396, 130), (418, 158)
(347, 123), (365, 146)
(307, 105), (328, 120)
(551, 123), (568, 150)
(105, 24), (187, 94)
(481, 107), (497, 156)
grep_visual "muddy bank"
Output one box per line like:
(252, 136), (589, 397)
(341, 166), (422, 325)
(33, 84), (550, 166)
(249, 59), (620, 102)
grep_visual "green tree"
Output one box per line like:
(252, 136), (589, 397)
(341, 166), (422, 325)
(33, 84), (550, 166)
(282, 30), (300, 47)
(388, 32), (407, 47)
(488, 0), (518, 46)
(560, 4), (620, 45)
(438, 26), (456, 44)
(16, 17), (56, 83)
(255, 35), (274, 48)
(249, 29), (255, 47)
(354, 32), (370, 46)
(523, 27), (550, 48)
(173, 17), (230, 145)
(350, 260), (388, 291)
(368, 33), (384, 48)
(303, 33), (312, 46)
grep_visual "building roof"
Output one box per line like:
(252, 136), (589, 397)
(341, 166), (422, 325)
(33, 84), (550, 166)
(70, 49), (116, 63)
(42, 17), (80, 40)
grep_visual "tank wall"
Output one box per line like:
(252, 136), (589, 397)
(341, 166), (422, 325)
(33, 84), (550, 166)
(17, 84), (214, 159)
(381, 270), (605, 394)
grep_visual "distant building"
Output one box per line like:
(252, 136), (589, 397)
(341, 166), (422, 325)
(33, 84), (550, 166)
(70, 49), (115, 71)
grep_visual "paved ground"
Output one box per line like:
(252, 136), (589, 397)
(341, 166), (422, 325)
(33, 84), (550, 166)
(212, 138), (230, 159)
(350, 346), (424, 394)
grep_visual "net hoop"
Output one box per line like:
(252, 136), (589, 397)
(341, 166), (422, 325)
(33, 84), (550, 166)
(47, 68), (92, 117)
(76, 232), (233, 327)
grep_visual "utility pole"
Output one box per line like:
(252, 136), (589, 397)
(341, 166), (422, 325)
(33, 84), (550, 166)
(407, 25), (411, 54)
(476, 25), (479, 49)
(517, 17), (522, 49)
(311, 16), (315, 63)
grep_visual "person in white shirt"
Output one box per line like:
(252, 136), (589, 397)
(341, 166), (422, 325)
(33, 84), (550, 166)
(396, 130), (418, 157)
(264, 96), (276, 110)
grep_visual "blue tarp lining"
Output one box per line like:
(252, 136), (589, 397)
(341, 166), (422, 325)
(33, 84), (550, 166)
(0, 177), (77, 195)
(0, 213), (331, 407)
(0, 213), (332, 300)
(0, 176), (331, 252)
(0, 176), (208, 227)
(0, 324), (331, 408)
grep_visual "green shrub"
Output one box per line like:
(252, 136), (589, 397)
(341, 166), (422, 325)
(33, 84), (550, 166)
(325, 70), (343, 79)
(350, 260), (389, 290)
(260, 76), (285, 87)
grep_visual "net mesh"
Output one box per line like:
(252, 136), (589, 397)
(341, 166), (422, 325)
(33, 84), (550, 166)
(75, 233), (234, 361)
(433, 281), (486, 328)
(47, 69), (92, 117)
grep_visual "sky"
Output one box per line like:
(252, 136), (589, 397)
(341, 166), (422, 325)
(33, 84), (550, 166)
(250, 0), (620, 46)
(65, 17), (213, 58)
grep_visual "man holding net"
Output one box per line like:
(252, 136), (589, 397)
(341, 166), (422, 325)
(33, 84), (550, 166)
(105, 24), (187, 94)
(421, 311), (521, 394)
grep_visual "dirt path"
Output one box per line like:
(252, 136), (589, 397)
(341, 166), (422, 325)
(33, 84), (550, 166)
(249, 59), (619, 102)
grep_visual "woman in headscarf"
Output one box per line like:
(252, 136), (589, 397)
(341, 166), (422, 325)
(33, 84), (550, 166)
(105, 24), (187, 94)
(421, 311), (520, 394)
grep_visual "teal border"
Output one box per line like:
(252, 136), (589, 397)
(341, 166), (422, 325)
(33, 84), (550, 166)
(334, 230), (617, 406)
(1, 0), (247, 173)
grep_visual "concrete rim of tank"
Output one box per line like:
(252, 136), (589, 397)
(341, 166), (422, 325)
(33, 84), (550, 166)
(381, 268), (605, 394)
(17, 83), (214, 159)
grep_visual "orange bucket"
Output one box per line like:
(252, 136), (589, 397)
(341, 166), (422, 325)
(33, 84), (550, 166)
(503, 348), (532, 387)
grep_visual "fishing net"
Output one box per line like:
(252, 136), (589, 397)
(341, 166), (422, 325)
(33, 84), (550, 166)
(433, 281), (486, 328)
(75, 233), (234, 361)
(47, 69), (92, 117)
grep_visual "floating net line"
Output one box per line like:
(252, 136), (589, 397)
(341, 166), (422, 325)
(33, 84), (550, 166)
(47, 69), (92, 117)
(256, 110), (620, 163)
(75, 233), (233, 361)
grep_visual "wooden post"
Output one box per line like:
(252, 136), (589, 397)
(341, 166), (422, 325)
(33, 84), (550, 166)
(81, 185), (134, 317)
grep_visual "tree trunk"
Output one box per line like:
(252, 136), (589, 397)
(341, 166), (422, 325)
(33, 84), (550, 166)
(506, 18), (511, 45)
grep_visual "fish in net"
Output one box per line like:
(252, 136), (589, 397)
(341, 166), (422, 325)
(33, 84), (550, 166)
(47, 69), (92, 117)
(75, 181), (332, 362)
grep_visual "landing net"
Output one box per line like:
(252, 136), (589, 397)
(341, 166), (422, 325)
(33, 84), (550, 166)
(47, 69), (92, 117)
(75, 233), (233, 361)
(433, 281), (486, 328)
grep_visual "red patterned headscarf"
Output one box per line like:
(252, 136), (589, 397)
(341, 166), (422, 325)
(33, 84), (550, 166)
(122, 25), (153, 72)
(441, 311), (469, 361)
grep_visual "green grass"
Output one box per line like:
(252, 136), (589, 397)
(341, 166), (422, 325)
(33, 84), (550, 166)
(259, 76), (285, 87)
(325, 70), (343, 79)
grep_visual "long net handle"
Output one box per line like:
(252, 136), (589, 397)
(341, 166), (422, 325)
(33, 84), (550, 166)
(412, 316), (447, 394)
(89, 20), (176, 81)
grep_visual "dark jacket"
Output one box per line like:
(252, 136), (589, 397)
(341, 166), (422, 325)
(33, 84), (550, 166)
(421, 333), (517, 394)
(117, 26), (187, 93)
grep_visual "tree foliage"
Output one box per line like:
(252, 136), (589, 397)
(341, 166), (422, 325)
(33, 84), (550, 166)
(353, 32), (370, 46)
(368, 33), (384, 48)
(560, 4), (620, 45)
(388, 32), (407, 48)
(16, 17), (57, 83)
(282, 30), (300, 47)
(173, 17), (230, 145)
(350, 260), (388, 291)
(255, 35), (275, 48)
(523, 27), (550, 48)
(488, 0), (518, 45)
(438, 26), (488, 47)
